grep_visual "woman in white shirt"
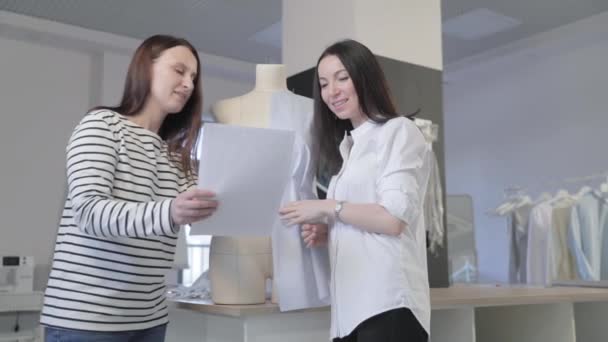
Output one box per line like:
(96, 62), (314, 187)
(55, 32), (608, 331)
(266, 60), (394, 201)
(280, 39), (431, 342)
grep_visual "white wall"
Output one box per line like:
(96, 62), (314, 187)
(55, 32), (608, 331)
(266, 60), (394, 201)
(354, 0), (442, 71)
(282, 0), (442, 76)
(443, 11), (608, 282)
(0, 10), (255, 290)
(0, 36), (92, 289)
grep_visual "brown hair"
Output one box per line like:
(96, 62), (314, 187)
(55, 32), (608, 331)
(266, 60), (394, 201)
(96, 34), (202, 179)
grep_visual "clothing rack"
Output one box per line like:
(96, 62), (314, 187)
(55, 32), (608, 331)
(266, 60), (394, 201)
(505, 172), (608, 195)
(488, 172), (608, 216)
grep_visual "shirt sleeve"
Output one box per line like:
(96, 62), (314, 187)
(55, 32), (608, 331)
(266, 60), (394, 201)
(376, 118), (431, 226)
(66, 112), (177, 238)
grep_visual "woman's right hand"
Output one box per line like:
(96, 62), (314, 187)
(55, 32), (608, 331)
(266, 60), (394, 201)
(171, 189), (218, 226)
(301, 223), (328, 248)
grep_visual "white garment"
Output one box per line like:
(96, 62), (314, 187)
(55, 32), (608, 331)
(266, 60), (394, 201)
(551, 205), (577, 282)
(414, 118), (444, 254)
(424, 151), (444, 254)
(568, 192), (607, 281)
(327, 117), (431, 338)
(526, 202), (553, 286)
(508, 204), (533, 283)
(269, 91), (331, 311)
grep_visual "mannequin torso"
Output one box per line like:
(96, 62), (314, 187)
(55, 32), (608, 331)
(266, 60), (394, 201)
(208, 64), (330, 309)
(208, 64), (287, 305)
(213, 64), (287, 126)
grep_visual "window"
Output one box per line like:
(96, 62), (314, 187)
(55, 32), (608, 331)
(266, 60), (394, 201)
(180, 227), (211, 286)
(179, 122), (213, 286)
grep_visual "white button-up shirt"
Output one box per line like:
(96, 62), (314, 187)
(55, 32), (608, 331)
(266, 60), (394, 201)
(327, 117), (431, 338)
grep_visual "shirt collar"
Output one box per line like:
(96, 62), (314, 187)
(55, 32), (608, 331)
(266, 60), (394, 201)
(350, 119), (376, 142)
(339, 131), (353, 159)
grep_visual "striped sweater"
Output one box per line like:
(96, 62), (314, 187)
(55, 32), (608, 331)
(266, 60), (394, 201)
(41, 110), (195, 331)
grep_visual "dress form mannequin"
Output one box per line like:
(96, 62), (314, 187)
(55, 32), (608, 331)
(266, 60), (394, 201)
(209, 65), (287, 304)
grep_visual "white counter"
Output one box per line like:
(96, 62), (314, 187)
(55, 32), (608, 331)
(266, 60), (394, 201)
(0, 292), (43, 342)
(167, 285), (608, 342)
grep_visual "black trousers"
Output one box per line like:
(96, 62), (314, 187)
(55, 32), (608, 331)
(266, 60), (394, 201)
(333, 308), (428, 342)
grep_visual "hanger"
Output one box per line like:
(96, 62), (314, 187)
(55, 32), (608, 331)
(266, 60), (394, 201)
(489, 194), (532, 216)
(534, 192), (552, 204)
(487, 185), (529, 216)
(600, 176), (608, 193)
(575, 185), (593, 200)
(554, 189), (571, 199)
(491, 200), (517, 216)
(546, 189), (574, 207)
(515, 195), (533, 208)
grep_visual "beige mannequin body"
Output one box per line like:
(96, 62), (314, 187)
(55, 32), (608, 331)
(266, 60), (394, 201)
(208, 64), (287, 304)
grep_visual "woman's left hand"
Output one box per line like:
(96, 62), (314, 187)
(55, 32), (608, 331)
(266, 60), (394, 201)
(279, 200), (334, 225)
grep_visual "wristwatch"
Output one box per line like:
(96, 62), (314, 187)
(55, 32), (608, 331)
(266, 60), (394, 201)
(334, 201), (345, 220)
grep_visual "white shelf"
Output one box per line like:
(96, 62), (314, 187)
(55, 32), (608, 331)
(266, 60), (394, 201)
(0, 330), (36, 342)
(168, 285), (608, 342)
(174, 285), (608, 316)
(0, 292), (43, 313)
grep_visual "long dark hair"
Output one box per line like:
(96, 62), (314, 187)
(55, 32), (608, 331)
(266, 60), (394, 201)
(95, 34), (203, 180)
(313, 39), (398, 177)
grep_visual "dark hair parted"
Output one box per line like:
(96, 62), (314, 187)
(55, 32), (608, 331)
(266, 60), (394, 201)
(313, 39), (399, 176)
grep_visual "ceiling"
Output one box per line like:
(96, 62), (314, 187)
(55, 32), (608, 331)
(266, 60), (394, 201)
(0, 0), (283, 63)
(1, 0), (607, 65)
(442, 0), (608, 64)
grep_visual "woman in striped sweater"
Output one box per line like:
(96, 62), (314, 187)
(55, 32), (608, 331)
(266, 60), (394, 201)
(41, 35), (218, 342)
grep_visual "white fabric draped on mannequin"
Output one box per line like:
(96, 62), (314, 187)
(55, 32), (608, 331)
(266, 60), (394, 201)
(269, 90), (331, 310)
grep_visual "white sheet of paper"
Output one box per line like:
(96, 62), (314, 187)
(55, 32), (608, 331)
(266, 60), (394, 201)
(190, 123), (295, 236)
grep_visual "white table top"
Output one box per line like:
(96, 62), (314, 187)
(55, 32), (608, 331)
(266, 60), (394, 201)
(173, 284), (608, 317)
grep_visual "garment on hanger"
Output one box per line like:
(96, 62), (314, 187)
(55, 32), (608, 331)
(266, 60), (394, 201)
(568, 192), (607, 281)
(551, 205), (577, 282)
(526, 202), (553, 285)
(269, 90), (331, 311)
(424, 151), (444, 254)
(525, 193), (582, 286)
(600, 195), (608, 280)
(413, 118), (444, 254)
(508, 203), (533, 283)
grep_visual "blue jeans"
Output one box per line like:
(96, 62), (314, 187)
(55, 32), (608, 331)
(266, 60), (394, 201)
(44, 324), (167, 342)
